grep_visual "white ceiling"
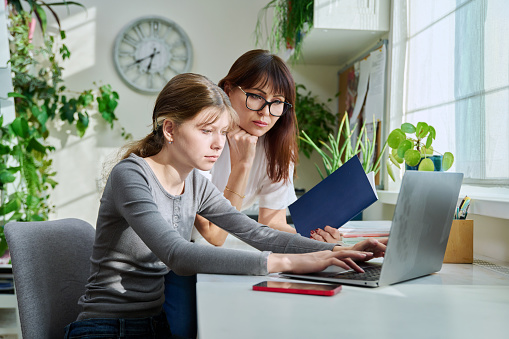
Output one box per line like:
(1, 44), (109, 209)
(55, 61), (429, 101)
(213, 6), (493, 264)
(297, 28), (388, 67)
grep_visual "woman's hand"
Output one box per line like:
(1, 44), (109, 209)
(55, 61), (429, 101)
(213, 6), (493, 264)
(310, 226), (342, 243)
(267, 250), (373, 274)
(334, 238), (387, 258)
(227, 127), (258, 167)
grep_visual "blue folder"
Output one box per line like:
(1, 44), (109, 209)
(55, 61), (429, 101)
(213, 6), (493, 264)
(289, 156), (378, 237)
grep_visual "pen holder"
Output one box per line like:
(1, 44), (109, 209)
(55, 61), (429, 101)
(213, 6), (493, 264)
(443, 219), (473, 263)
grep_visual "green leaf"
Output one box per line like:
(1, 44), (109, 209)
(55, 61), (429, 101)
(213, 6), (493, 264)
(397, 139), (413, 159)
(425, 135), (433, 149)
(7, 92), (28, 99)
(76, 112), (89, 137)
(428, 126), (436, 140)
(387, 129), (406, 149)
(10, 117), (30, 138)
(0, 197), (21, 216)
(391, 148), (404, 163)
(443, 152), (454, 171)
(404, 149), (421, 167)
(418, 158), (435, 171)
(32, 105), (49, 127)
(34, 4), (48, 34)
(27, 137), (48, 154)
(0, 144), (10, 155)
(389, 154), (401, 169)
(387, 163), (396, 182)
(0, 170), (16, 184)
(416, 122), (429, 139)
(401, 123), (415, 133)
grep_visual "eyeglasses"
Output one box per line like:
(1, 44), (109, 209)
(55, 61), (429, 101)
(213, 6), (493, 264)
(238, 86), (292, 117)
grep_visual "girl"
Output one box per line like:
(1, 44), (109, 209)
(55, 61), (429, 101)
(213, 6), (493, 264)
(64, 73), (381, 339)
(164, 51), (386, 338)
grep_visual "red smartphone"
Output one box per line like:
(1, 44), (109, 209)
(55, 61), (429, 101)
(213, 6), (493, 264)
(252, 281), (342, 296)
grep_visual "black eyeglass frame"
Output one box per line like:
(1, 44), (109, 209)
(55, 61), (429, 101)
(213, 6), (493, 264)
(237, 86), (292, 117)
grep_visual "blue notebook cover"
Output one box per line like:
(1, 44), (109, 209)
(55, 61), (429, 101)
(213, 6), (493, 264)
(289, 156), (378, 237)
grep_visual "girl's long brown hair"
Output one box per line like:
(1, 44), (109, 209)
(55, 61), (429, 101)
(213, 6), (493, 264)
(218, 49), (298, 183)
(121, 73), (237, 160)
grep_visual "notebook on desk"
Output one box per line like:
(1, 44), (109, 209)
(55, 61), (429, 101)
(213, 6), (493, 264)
(282, 171), (463, 287)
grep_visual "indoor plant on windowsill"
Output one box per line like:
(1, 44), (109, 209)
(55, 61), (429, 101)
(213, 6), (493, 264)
(300, 113), (387, 180)
(386, 122), (454, 181)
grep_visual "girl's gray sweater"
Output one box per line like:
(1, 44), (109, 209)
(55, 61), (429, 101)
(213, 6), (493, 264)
(77, 154), (335, 320)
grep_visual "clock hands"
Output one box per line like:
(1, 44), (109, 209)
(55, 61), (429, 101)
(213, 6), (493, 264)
(126, 48), (160, 69)
(146, 48), (158, 72)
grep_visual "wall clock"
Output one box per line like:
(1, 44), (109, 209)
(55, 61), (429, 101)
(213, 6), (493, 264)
(113, 16), (193, 94)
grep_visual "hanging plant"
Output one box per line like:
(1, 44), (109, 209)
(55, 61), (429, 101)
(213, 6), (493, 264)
(255, 0), (314, 63)
(0, 4), (129, 256)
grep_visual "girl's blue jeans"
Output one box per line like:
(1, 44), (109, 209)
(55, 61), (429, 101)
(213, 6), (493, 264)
(162, 271), (197, 339)
(64, 311), (174, 338)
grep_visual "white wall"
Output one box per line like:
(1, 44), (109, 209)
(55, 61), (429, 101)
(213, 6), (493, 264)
(45, 0), (341, 226)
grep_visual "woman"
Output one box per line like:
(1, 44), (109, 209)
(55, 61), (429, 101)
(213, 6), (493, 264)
(64, 73), (383, 338)
(163, 52), (386, 338)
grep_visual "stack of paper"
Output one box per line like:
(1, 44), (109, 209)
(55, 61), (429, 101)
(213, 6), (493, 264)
(340, 220), (391, 245)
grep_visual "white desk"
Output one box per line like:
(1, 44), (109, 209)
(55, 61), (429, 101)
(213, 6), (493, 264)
(196, 262), (509, 339)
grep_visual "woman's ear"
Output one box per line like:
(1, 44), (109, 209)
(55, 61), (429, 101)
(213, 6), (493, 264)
(223, 83), (233, 96)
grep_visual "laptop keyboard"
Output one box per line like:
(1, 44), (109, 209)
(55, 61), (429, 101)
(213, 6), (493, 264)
(320, 265), (382, 281)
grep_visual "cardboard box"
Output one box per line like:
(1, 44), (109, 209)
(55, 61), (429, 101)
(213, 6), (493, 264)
(443, 219), (473, 263)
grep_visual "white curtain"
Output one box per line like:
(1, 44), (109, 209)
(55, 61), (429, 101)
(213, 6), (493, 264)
(389, 0), (509, 188)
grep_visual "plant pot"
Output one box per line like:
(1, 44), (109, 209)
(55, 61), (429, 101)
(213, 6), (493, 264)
(405, 155), (443, 171)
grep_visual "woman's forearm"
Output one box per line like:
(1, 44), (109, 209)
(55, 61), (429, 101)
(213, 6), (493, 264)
(195, 162), (251, 246)
(258, 207), (297, 234)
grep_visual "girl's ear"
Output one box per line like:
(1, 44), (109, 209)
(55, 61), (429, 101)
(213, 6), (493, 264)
(162, 119), (175, 143)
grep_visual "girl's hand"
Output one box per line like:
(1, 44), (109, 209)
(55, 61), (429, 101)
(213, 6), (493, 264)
(310, 226), (342, 243)
(267, 250), (373, 274)
(227, 127), (258, 167)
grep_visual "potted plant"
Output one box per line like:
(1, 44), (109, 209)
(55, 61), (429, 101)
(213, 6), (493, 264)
(254, 0), (314, 63)
(0, 1), (129, 257)
(295, 83), (337, 158)
(386, 122), (454, 181)
(300, 113), (387, 180)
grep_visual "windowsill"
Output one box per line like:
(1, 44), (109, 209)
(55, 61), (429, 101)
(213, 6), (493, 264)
(377, 185), (509, 220)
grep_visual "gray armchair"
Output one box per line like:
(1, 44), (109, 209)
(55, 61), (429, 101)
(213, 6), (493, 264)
(5, 218), (95, 339)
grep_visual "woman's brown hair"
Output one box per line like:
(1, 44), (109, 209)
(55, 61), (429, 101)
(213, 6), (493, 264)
(218, 49), (298, 183)
(120, 73), (237, 160)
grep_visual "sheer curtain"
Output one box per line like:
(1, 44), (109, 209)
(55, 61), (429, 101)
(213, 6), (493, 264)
(388, 0), (509, 189)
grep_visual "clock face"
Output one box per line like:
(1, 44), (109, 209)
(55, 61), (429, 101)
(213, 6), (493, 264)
(113, 16), (193, 94)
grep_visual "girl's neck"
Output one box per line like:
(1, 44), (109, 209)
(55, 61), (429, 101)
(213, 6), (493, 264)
(144, 152), (190, 196)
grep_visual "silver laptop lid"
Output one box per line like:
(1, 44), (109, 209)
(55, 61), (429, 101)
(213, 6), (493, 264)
(379, 171), (463, 285)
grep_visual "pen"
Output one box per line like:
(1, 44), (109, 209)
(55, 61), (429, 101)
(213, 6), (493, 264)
(460, 197), (471, 219)
(458, 196), (470, 219)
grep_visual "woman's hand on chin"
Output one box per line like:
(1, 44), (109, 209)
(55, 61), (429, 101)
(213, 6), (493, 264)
(227, 127), (258, 167)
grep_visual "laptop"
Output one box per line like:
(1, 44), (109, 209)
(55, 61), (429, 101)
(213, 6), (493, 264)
(282, 171), (463, 287)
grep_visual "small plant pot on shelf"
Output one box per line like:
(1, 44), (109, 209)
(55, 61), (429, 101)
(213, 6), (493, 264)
(405, 155), (443, 171)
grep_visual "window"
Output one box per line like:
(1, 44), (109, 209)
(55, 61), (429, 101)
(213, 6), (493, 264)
(389, 0), (509, 188)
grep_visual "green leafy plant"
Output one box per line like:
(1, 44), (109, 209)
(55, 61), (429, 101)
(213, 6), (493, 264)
(255, 0), (314, 63)
(300, 113), (388, 180)
(386, 122), (454, 181)
(7, 0), (85, 34)
(0, 5), (129, 256)
(295, 83), (337, 158)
